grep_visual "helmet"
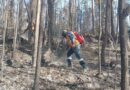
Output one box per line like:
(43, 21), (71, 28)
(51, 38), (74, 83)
(62, 30), (67, 37)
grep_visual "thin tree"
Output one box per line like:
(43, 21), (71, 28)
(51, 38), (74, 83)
(92, 0), (95, 34)
(18, 0), (23, 47)
(1, 7), (7, 81)
(23, 0), (37, 44)
(71, 0), (76, 31)
(23, 0), (38, 67)
(31, 0), (37, 20)
(101, 0), (111, 65)
(33, 0), (45, 89)
(13, 3), (19, 57)
(111, 0), (116, 42)
(47, 0), (54, 50)
(6, 0), (14, 53)
(77, 0), (80, 32)
(28, 0), (37, 44)
(118, 0), (129, 90)
(7, 0), (14, 28)
(98, 0), (102, 75)
(69, 0), (72, 30)
(31, 0), (37, 67)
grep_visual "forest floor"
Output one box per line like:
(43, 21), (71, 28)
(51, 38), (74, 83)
(0, 41), (126, 90)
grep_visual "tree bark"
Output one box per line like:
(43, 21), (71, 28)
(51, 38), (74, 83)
(13, 4), (19, 57)
(7, 0), (14, 28)
(101, 0), (111, 65)
(31, 0), (38, 20)
(47, 0), (54, 49)
(18, 0), (23, 47)
(118, 0), (129, 90)
(92, 0), (95, 34)
(32, 0), (38, 67)
(69, 0), (72, 30)
(98, 0), (102, 74)
(111, 0), (116, 42)
(33, 0), (44, 90)
(1, 9), (7, 79)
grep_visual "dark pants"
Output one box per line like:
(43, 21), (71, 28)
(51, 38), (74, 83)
(67, 45), (86, 69)
(67, 45), (81, 59)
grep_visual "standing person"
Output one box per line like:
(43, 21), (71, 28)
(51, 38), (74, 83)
(62, 30), (88, 72)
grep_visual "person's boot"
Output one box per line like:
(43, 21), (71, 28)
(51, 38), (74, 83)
(67, 59), (72, 67)
(79, 60), (88, 74)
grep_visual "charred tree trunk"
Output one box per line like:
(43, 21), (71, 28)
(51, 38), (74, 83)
(47, 0), (54, 50)
(101, 0), (111, 65)
(118, 0), (129, 90)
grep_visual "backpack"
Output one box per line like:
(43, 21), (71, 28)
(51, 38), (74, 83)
(73, 31), (85, 44)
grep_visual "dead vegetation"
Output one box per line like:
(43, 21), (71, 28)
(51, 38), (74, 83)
(0, 42), (122, 90)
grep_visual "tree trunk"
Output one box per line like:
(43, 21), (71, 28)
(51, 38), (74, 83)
(111, 0), (116, 42)
(32, 0), (38, 67)
(74, 0), (77, 31)
(77, 0), (80, 32)
(92, 0), (95, 34)
(13, 4), (19, 57)
(29, 0), (37, 43)
(98, 0), (102, 74)
(69, 0), (72, 30)
(33, 0), (44, 89)
(71, 0), (76, 31)
(18, 0), (23, 47)
(43, 10), (48, 46)
(47, 0), (54, 49)
(7, 0), (14, 28)
(6, 0), (14, 53)
(31, 0), (38, 20)
(118, 0), (129, 90)
(32, 1), (40, 67)
(1, 10), (8, 79)
(101, 0), (111, 65)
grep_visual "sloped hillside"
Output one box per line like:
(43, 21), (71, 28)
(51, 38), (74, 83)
(0, 43), (122, 90)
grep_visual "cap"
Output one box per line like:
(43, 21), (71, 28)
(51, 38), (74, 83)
(62, 30), (67, 37)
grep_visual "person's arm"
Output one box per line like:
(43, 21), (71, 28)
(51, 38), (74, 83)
(68, 32), (76, 48)
(68, 32), (75, 44)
